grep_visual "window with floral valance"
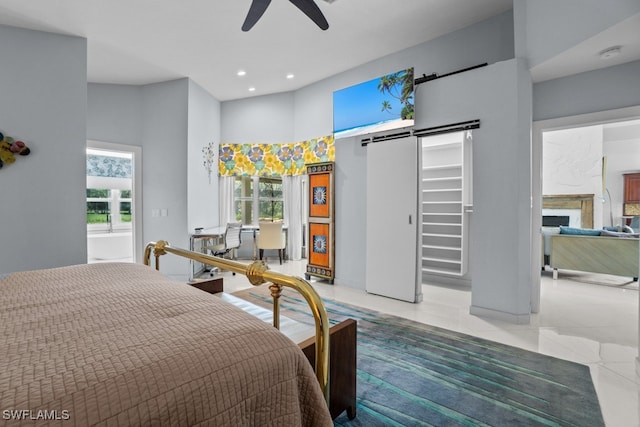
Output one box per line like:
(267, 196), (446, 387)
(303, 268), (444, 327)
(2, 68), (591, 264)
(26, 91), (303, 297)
(218, 135), (334, 177)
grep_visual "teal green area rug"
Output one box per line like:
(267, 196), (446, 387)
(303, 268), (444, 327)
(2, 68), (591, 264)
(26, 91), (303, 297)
(233, 286), (604, 427)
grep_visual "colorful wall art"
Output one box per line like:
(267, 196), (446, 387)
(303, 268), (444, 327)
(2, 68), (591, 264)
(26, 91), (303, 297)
(0, 130), (31, 170)
(333, 68), (414, 139)
(218, 135), (334, 177)
(305, 162), (335, 284)
(309, 169), (331, 218)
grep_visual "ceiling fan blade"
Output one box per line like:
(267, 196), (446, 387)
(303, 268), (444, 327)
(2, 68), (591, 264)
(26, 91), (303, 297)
(242, 0), (272, 32)
(289, 0), (329, 30)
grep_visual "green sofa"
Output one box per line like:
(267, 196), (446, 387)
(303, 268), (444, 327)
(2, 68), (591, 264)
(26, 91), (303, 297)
(549, 233), (639, 281)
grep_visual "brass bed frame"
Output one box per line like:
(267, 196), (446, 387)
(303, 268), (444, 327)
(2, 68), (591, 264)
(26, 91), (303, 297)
(143, 240), (331, 403)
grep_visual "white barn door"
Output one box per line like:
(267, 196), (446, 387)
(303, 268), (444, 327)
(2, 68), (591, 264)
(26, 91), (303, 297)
(366, 135), (420, 302)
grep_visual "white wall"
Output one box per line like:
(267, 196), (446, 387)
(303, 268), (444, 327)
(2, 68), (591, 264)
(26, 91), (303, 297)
(187, 80), (221, 232)
(0, 25), (87, 274)
(88, 79), (221, 279)
(604, 121), (640, 226)
(539, 123), (640, 231)
(543, 126), (605, 229)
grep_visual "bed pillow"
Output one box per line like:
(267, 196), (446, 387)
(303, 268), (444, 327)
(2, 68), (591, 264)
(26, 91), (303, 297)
(600, 230), (640, 238)
(559, 226), (601, 236)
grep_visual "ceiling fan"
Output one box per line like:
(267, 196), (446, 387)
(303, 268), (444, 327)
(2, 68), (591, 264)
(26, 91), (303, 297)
(242, 0), (330, 31)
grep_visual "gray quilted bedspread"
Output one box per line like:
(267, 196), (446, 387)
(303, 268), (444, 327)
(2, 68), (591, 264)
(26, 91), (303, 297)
(0, 263), (331, 426)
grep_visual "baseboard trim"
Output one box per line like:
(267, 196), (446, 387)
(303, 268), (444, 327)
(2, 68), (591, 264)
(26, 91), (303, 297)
(470, 305), (531, 324)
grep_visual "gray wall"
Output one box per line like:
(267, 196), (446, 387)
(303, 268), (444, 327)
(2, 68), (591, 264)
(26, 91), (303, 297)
(220, 11), (516, 290)
(0, 25), (87, 274)
(221, 92), (294, 142)
(333, 136), (367, 288)
(415, 59), (533, 321)
(533, 60), (640, 122)
(293, 11), (515, 142)
(299, 11), (515, 290)
(187, 80), (221, 232)
(88, 79), (221, 279)
(139, 79), (190, 278)
(5, 3), (636, 320)
(87, 83), (143, 145)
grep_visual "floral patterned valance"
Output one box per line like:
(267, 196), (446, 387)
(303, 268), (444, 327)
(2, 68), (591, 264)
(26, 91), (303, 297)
(218, 135), (334, 177)
(87, 154), (132, 178)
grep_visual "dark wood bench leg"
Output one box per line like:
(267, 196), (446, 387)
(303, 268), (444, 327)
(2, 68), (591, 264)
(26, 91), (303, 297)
(347, 405), (357, 420)
(300, 318), (357, 420)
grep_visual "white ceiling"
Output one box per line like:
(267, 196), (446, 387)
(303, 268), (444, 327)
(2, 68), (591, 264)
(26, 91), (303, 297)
(0, 0), (513, 100)
(0, 1), (637, 101)
(531, 13), (640, 83)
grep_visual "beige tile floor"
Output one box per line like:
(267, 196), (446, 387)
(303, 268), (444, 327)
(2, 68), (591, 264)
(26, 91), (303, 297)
(217, 259), (639, 427)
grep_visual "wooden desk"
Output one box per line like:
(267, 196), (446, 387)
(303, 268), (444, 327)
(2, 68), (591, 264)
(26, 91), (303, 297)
(190, 225), (289, 269)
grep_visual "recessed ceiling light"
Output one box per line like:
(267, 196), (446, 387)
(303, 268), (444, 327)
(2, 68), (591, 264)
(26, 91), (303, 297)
(599, 46), (622, 60)
(237, 70), (246, 76)
(248, 87), (256, 92)
(286, 73), (295, 79)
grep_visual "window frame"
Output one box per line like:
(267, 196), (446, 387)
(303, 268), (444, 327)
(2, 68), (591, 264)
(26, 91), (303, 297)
(86, 188), (133, 233)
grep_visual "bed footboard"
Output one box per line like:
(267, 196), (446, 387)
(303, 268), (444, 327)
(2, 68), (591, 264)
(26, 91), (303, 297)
(144, 240), (331, 403)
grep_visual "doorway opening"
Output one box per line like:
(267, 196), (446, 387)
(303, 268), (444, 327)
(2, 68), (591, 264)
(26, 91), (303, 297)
(419, 131), (473, 280)
(86, 141), (142, 263)
(531, 106), (640, 312)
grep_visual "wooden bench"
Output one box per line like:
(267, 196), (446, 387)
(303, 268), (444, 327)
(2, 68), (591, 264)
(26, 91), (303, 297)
(219, 293), (357, 420)
(188, 276), (224, 294)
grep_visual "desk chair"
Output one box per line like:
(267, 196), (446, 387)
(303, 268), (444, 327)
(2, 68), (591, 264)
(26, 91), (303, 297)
(207, 222), (242, 275)
(257, 221), (286, 264)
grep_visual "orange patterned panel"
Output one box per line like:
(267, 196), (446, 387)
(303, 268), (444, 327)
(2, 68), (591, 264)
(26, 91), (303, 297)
(309, 223), (330, 268)
(309, 173), (330, 217)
